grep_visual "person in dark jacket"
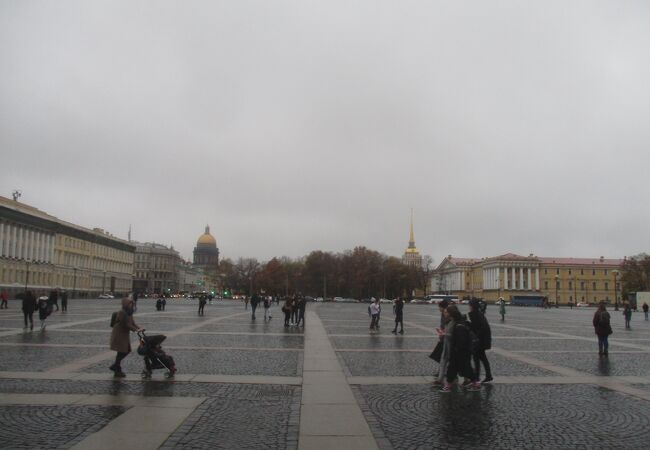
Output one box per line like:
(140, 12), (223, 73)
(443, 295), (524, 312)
(593, 301), (612, 356)
(60, 291), (68, 312)
(441, 305), (479, 392)
(468, 300), (493, 383)
(297, 296), (306, 326)
(38, 296), (52, 331)
(392, 297), (404, 334)
(48, 290), (59, 312)
(22, 290), (37, 330)
(250, 293), (260, 320)
(623, 303), (632, 329)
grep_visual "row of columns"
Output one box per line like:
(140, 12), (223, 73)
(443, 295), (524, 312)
(483, 266), (541, 291)
(0, 221), (54, 263)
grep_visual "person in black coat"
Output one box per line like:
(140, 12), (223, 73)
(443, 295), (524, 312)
(468, 300), (493, 383)
(250, 293), (260, 320)
(444, 305), (479, 391)
(22, 290), (37, 330)
(392, 297), (404, 334)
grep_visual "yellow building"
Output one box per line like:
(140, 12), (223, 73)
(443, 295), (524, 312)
(0, 196), (135, 298)
(433, 253), (624, 305)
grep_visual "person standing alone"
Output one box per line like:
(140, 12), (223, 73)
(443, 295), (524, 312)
(22, 290), (36, 330)
(593, 301), (612, 356)
(369, 298), (380, 331)
(60, 291), (68, 312)
(643, 302), (649, 321)
(0, 290), (8, 309)
(392, 297), (404, 334)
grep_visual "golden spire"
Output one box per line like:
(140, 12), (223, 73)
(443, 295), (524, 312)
(408, 209), (417, 250)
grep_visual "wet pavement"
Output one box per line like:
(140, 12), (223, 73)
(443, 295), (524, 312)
(0, 298), (648, 449)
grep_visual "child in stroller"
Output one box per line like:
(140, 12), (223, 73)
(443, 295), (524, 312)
(137, 330), (177, 379)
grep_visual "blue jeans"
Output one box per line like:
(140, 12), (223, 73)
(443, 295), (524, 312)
(598, 335), (609, 354)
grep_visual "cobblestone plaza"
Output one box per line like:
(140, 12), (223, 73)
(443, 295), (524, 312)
(0, 299), (649, 449)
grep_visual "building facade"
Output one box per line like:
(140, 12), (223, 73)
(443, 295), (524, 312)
(133, 242), (182, 295)
(432, 253), (624, 305)
(0, 196), (135, 298)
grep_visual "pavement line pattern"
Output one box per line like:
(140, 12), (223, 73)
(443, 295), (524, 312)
(47, 311), (249, 373)
(299, 310), (378, 450)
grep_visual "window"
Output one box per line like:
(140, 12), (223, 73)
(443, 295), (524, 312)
(568, 269), (572, 275)
(592, 269), (596, 276)
(544, 281), (548, 289)
(604, 269), (608, 276)
(605, 282), (609, 290)
(580, 281), (585, 289)
(593, 282), (597, 290)
(544, 269), (548, 275)
(580, 269), (584, 275)
(569, 281), (573, 289)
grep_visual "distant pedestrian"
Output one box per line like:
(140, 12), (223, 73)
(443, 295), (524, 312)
(282, 297), (292, 327)
(297, 296), (306, 326)
(392, 297), (404, 334)
(478, 299), (487, 314)
(623, 304), (632, 329)
(369, 298), (380, 331)
(38, 296), (52, 331)
(48, 290), (59, 312)
(291, 296), (299, 325)
(0, 290), (8, 309)
(643, 302), (649, 321)
(132, 291), (139, 312)
(593, 301), (612, 356)
(498, 298), (506, 321)
(263, 295), (272, 321)
(22, 290), (36, 330)
(109, 298), (143, 377)
(60, 291), (68, 312)
(468, 300), (492, 383)
(198, 294), (207, 316)
(244, 296), (249, 310)
(161, 297), (166, 311)
(250, 293), (260, 320)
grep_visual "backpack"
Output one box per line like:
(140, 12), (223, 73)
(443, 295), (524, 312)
(455, 322), (480, 354)
(110, 311), (119, 328)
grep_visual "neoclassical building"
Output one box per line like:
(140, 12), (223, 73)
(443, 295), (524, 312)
(433, 253), (624, 305)
(132, 242), (181, 294)
(0, 196), (135, 297)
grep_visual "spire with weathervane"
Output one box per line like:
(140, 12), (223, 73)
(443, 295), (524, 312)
(403, 209), (422, 267)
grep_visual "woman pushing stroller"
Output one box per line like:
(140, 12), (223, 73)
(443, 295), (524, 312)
(110, 297), (144, 378)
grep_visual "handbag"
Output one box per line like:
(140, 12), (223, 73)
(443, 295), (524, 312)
(429, 341), (443, 362)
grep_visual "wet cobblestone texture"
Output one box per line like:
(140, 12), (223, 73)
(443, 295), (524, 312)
(337, 350), (555, 377)
(0, 346), (105, 372)
(0, 377), (298, 399)
(0, 330), (110, 346)
(161, 385), (301, 450)
(332, 336), (435, 351)
(519, 351), (650, 376)
(354, 384), (650, 450)
(83, 348), (302, 376)
(0, 404), (126, 449)
(194, 322), (303, 333)
(492, 337), (631, 352)
(170, 333), (304, 349)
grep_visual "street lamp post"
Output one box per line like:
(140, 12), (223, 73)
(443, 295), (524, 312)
(102, 271), (107, 294)
(612, 269), (619, 311)
(72, 267), (77, 299)
(554, 275), (559, 306)
(573, 276), (577, 306)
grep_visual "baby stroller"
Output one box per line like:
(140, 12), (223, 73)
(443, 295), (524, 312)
(137, 330), (177, 379)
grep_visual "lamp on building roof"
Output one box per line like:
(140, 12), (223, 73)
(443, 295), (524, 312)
(12, 190), (22, 202)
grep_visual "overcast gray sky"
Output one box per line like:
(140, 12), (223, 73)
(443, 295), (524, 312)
(2, 1), (649, 264)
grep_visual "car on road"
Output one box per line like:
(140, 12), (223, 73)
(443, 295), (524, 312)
(333, 297), (344, 302)
(98, 293), (114, 299)
(410, 299), (426, 304)
(379, 298), (393, 304)
(314, 297), (324, 302)
(576, 302), (592, 307)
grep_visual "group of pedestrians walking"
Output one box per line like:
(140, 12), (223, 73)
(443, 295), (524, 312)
(282, 295), (306, 326)
(431, 299), (492, 392)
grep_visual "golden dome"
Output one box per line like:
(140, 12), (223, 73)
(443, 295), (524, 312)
(197, 225), (217, 246)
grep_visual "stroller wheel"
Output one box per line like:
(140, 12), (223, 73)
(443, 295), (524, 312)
(141, 370), (152, 379)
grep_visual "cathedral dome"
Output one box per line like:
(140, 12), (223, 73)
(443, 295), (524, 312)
(197, 225), (217, 246)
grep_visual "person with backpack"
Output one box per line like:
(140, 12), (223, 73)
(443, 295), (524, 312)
(263, 295), (272, 321)
(438, 305), (479, 392)
(38, 296), (52, 330)
(110, 297), (143, 377)
(468, 300), (493, 383)
(369, 298), (380, 331)
(593, 301), (612, 356)
(643, 302), (649, 321)
(198, 294), (207, 316)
